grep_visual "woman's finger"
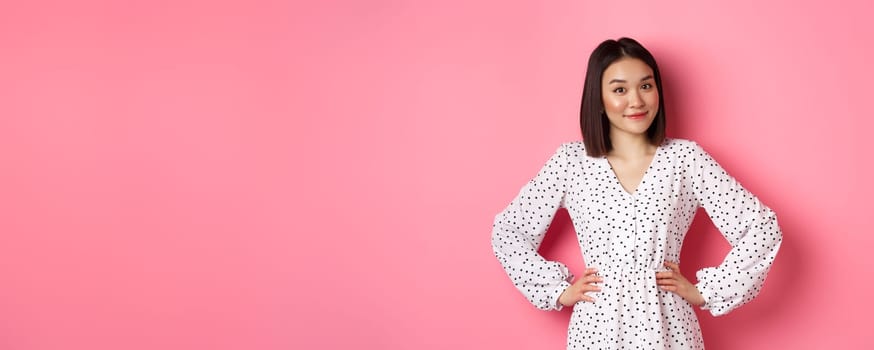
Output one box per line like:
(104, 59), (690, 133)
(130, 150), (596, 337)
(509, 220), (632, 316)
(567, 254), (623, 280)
(655, 271), (674, 279)
(656, 279), (677, 286)
(579, 288), (597, 301)
(581, 284), (602, 292)
(659, 285), (677, 292)
(584, 273), (603, 283)
(573, 276), (601, 288)
(663, 261), (680, 272)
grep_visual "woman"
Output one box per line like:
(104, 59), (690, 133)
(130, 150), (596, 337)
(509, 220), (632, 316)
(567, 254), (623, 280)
(491, 37), (783, 349)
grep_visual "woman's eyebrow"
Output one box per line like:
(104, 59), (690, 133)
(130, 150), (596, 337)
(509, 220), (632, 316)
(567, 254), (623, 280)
(608, 75), (654, 84)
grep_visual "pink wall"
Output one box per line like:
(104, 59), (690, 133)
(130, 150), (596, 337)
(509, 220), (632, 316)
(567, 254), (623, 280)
(1, 1), (871, 349)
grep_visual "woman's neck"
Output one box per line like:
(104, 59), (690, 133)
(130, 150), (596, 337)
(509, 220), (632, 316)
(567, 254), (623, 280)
(608, 131), (655, 159)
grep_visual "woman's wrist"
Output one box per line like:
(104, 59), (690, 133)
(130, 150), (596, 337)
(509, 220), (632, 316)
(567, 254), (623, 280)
(694, 282), (712, 309)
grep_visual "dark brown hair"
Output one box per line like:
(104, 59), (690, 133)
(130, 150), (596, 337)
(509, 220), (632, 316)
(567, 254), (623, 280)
(580, 37), (666, 157)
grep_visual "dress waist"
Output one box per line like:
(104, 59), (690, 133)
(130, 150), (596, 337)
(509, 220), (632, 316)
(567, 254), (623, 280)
(591, 265), (671, 275)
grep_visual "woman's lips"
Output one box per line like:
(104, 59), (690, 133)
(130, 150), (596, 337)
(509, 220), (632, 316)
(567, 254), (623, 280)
(625, 112), (647, 120)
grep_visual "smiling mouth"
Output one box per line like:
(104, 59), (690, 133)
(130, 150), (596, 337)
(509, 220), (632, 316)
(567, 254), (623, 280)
(625, 112), (647, 119)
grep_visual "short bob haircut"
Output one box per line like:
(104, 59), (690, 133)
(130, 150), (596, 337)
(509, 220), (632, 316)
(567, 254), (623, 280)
(580, 37), (666, 158)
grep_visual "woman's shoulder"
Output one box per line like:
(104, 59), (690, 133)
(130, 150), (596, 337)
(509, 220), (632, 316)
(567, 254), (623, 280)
(559, 140), (585, 151)
(557, 140), (588, 159)
(662, 137), (697, 147)
(660, 138), (723, 168)
(662, 137), (706, 154)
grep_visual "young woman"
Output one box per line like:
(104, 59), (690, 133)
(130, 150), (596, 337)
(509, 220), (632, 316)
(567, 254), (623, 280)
(491, 37), (783, 349)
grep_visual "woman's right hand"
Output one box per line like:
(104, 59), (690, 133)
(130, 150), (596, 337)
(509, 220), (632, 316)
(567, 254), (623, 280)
(559, 267), (603, 307)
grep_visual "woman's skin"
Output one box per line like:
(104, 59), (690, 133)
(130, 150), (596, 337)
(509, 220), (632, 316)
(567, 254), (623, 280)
(558, 57), (705, 308)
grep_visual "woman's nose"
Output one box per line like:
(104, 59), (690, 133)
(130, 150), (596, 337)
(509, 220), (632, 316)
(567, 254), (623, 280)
(628, 91), (644, 108)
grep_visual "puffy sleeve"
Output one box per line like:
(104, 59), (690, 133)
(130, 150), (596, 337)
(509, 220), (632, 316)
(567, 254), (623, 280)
(491, 143), (574, 311)
(689, 141), (783, 316)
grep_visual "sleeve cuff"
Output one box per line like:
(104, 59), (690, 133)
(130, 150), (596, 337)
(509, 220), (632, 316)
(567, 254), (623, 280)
(551, 280), (573, 311)
(695, 281), (713, 310)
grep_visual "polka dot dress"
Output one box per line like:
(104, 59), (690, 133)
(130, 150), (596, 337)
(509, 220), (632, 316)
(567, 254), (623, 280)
(491, 138), (782, 349)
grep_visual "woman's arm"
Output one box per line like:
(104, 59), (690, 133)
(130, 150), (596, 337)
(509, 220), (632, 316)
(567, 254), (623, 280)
(689, 141), (783, 316)
(491, 143), (575, 311)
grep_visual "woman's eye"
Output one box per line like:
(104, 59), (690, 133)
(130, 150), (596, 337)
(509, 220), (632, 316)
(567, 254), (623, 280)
(641, 83), (653, 90)
(613, 87), (626, 94)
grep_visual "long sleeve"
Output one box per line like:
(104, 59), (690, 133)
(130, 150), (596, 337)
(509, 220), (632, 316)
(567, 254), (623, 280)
(689, 141), (783, 316)
(491, 143), (574, 311)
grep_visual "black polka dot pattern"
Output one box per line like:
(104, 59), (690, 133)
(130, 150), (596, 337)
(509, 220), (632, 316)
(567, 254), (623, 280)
(491, 138), (783, 349)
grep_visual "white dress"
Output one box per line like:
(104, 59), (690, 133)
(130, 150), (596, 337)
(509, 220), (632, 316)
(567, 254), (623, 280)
(491, 138), (782, 349)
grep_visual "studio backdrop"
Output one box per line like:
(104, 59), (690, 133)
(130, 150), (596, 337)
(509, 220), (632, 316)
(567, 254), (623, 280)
(1, 1), (872, 349)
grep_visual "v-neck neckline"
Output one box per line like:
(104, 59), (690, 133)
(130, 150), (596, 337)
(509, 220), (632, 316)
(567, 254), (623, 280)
(603, 143), (662, 197)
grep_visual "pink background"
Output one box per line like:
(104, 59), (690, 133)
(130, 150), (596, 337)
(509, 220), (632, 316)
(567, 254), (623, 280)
(1, 1), (872, 349)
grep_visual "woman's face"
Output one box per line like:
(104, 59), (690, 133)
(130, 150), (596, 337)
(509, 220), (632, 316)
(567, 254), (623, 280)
(601, 57), (659, 138)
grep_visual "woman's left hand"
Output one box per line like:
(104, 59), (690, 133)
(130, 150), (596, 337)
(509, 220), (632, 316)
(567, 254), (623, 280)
(655, 261), (705, 306)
